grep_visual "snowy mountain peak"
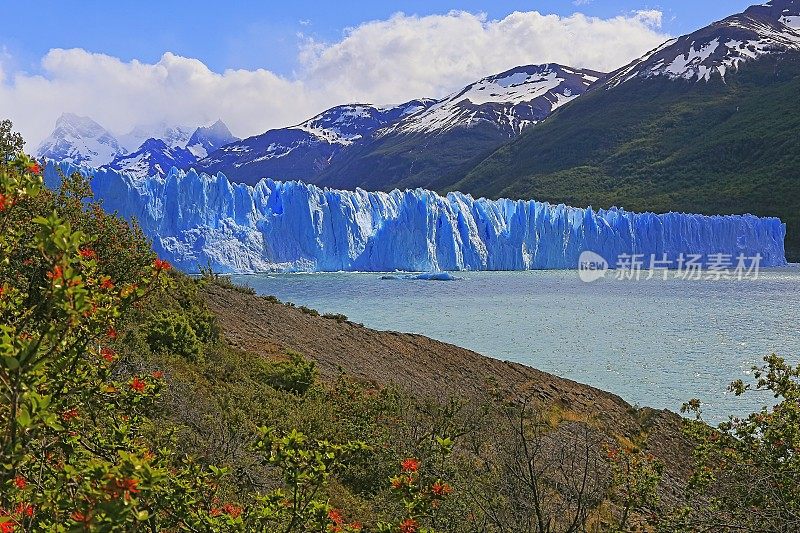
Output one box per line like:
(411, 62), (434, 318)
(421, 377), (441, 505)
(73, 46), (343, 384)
(392, 64), (604, 136)
(104, 137), (195, 179)
(36, 113), (124, 167)
(294, 100), (436, 145)
(186, 119), (239, 159)
(604, 0), (800, 87)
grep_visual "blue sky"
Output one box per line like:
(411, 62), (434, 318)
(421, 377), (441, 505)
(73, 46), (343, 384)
(7, 1), (753, 75)
(0, 1), (758, 146)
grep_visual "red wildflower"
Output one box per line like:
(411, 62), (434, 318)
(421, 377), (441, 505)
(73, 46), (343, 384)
(101, 347), (115, 362)
(431, 481), (452, 496)
(349, 522), (362, 531)
(130, 377), (146, 393)
(70, 511), (88, 523)
(117, 478), (139, 494)
(46, 265), (63, 281)
(328, 509), (343, 525)
(151, 370), (164, 379)
(13, 476), (26, 490)
(27, 162), (41, 175)
(100, 278), (115, 290)
(0, 194), (7, 212)
(0, 520), (14, 533)
(0, 286), (4, 298)
(209, 508), (222, 517)
(221, 503), (242, 519)
(391, 477), (404, 489)
(79, 248), (96, 259)
(62, 408), (79, 422)
(401, 458), (419, 473)
(106, 327), (118, 340)
(14, 503), (33, 518)
(153, 258), (172, 272)
(400, 518), (418, 533)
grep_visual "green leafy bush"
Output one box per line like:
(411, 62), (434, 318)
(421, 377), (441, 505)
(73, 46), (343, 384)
(262, 351), (318, 394)
(146, 310), (204, 362)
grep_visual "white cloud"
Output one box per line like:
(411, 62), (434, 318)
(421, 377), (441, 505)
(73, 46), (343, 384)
(0, 9), (669, 149)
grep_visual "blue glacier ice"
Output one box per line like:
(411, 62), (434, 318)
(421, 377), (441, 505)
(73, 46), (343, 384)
(43, 162), (787, 273)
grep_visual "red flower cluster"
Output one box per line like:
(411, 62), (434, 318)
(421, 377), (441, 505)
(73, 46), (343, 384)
(401, 458), (419, 473)
(100, 347), (116, 362)
(13, 476), (26, 490)
(0, 519), (14, 533)
(62, 408), (80, 422)
(27, 162), (41, 175)
(100, 277), (115, 290)
(46, 265), (63, 281)
(130, 377), (146, 393)
(151, 370), (164, 379)
(431, 481), (452, 496)
(221, 503), (242, 519)
(106, 327), (118, 340)
(14, 503), (33, 518)
(0, 193), (8, 212)
(153, 258), (172, 272)
(400, 518), (418, 533)
(78, 248), (96, 259)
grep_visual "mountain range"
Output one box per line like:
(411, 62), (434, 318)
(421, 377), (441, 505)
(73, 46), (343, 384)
(36, 116), (239, 178)
(35, 0), (800, 259)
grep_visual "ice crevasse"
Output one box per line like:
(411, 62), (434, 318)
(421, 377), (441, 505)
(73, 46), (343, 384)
(43, 162), (787, 273)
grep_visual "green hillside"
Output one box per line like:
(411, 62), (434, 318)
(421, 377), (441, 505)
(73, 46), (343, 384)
(454, 56), (800, 261)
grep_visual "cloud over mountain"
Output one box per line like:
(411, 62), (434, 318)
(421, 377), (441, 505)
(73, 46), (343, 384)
(0, 9), (668, 147)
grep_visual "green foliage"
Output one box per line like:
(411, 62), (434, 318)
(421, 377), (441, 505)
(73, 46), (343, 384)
(0, 150), (227, 530)
(323, 313), (349, 323)
(299, 305), (320, 317)
(263, 351), (318, 395)
(146, 310), (204, 362)
(666, 354), (800, 532)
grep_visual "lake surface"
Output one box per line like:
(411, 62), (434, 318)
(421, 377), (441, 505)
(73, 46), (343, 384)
(231, 266), (800, 421)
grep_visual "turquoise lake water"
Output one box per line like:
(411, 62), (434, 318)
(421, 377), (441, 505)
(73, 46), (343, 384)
(230, 266), (800, 421)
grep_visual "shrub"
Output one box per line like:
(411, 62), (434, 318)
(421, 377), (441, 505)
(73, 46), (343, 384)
(146, 310), (204, 362)
(263, 351), (318, 395)
(299, 305), (320, 317)
(323, 312), (348, 323)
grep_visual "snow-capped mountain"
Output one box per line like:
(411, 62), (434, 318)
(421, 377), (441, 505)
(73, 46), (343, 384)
(604, 0), (800, 87)
(186, 119), (239, 159)
(391, 64), (603, 136)
(315, 63), (603, 192)
(36, 115), (239, 178)
(104, 138), (196, 178)
(195, 100), (435, 185)
(118, 122), (195, 153)
(35, 113), (125, 167)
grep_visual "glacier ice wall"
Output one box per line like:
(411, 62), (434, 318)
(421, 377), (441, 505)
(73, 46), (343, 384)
(43, 162), (787, 273)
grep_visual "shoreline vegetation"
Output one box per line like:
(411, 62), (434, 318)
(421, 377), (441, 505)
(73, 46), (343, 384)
(2, 119), (799, 531)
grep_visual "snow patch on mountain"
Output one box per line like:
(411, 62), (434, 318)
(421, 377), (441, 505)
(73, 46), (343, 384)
(186, 120), (239, 159)
(390, 64), (604, 136)
(104, 138), (196, 178)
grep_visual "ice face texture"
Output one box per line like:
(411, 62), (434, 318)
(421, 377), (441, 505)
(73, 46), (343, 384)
(43, 162), (787, 273)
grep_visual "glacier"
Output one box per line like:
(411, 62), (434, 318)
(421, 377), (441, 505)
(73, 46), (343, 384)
(43, 161), (787, 273)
